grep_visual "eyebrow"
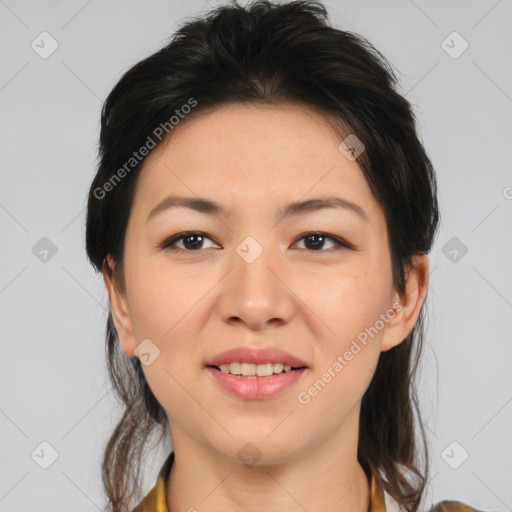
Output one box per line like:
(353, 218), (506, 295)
(146, 194), (369, 223)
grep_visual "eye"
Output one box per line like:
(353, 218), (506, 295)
(293, 232), (352, 252)
(158, 231), (218, 252)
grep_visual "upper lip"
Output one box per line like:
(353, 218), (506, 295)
(205, 346), (308, 368)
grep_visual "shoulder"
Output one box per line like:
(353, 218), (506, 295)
(428, 500), (489, 512)
(384, 489), (486, 512)
(379, 466), (488, 512)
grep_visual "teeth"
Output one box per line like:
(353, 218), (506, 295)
(217, 362), (295, 376)
(228, 362), (242, 375)
(273, 363), (284, 374)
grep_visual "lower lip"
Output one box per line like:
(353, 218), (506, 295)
(205, 366), (307, 400)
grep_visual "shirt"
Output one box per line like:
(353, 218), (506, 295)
(131, 451), (483, 512)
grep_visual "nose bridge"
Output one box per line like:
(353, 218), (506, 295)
(218, 235), (294, 327)
(233, 235), (280, 300)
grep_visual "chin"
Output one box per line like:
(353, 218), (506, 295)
(210, 432), (305, 467)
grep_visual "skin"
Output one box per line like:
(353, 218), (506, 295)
(103, 102), (429, 512)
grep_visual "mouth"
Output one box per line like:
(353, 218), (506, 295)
(204, 346), (309, 399)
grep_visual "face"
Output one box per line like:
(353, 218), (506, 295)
(105, 102), (427, 465)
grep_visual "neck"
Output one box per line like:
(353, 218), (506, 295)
(166, 412), (370, 512)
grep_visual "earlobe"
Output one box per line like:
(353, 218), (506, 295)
(102, 257), (138, 357)
(380, 253), (429, 352)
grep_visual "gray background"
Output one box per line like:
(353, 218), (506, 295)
(1, 0), (511, 510)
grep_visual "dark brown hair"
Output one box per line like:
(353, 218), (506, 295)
(85, 1), (439, 510)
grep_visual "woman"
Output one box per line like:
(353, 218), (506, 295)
(85, 1), (484, 511)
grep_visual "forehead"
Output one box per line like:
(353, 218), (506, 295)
(132, 102), (384, 227)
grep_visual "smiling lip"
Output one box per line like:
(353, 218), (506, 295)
(204, 346), (308, 368)
(204, 346), (308, 401)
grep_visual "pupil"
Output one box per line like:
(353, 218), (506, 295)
(305, 234), (324, 250)
(184, 234), (203, 250)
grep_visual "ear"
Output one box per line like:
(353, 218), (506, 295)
(102, 256), (137, 357)
(380, 253), (429, 352)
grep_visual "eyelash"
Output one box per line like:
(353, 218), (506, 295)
(158, 231), (354, 253)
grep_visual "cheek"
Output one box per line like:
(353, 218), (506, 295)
(304, 263), (393, 351)
(125, 252), (204, 343)
(297, 299), (383, 426)
(125, 269), (205, 419)
(290, 265), (390, 411)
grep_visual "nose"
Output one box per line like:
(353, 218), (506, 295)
(217, 243), (296, 330)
